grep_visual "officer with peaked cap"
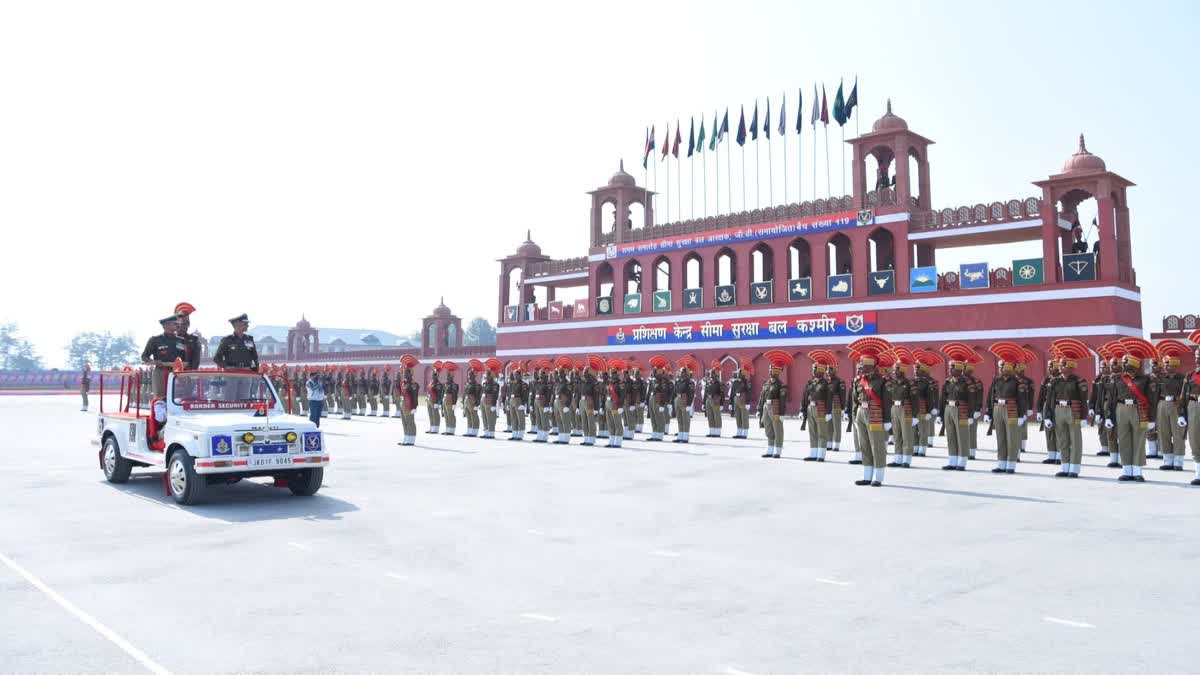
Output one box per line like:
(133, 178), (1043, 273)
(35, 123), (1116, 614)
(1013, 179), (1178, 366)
(213, 314), (259, 370)
(142, 314), (188, 397)
(174, 302), (202, 370)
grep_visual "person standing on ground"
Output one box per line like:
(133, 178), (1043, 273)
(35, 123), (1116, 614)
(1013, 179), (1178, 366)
(305, 371), (325, 427)
(80, 364), (91, 412)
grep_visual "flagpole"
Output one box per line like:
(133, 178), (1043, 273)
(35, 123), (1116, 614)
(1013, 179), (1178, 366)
(665, 143), (670, 223)
(702, 143), (708, 217)
(840, 126), (846, 197)
(755, 130), (761, 210)
(812, 125), (816, 204)
(782, 126), (787, 205)
(676, 149), (681, 222)
(690, 150), (695, 220)
(726, 134), (732, 214)
(768, 128), (774, 206)
(741, 143), (747, 212)
(653, 146), (658, 222)
(824, 122), (831, 199)
(798, 121), (802, 204)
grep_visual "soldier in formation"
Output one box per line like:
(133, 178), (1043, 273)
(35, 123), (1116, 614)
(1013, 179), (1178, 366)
(507, 362), (529, 441)
(427, 364), (443, 433)
(80, 364), (91, 412)
(463, 360), (483, 437)
(849, 338), (893, 485)
(728, 361), (752, 439)
(760, 350), (791, 458)
(885, 348), (917, 468)
(673, 359), (696, 443)
(1043, 339), (1090, 477)
(441, 363), (460, 435)
(984, 342), (1032, 475)
(703, 362), (724, 437)
(481, 358), (501, 439)
(397, 356), (420, 445)
(604, 358), (626, 447)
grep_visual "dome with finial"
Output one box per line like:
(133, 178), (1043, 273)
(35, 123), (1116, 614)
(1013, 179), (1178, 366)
(432, 297), (452, 318)
(295, 314), (311, 330)
(608, 159), (636, 187)
(1061, 133), (1106, 174)
(872, 99), (908, 132)
(516, 229), (543, 257)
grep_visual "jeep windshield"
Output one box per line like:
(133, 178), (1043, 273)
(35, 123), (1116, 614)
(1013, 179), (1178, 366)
(171, 372), (277, 410)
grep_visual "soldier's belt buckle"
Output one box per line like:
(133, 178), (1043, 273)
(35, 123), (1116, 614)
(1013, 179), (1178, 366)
(1164, 396), (1175, 401)
(1057, 400), (1070, 406)
(996, 398), (1008, 404)
(1123, 399), (1135, 405)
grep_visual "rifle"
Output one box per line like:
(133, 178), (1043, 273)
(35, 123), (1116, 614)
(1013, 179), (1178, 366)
(800, 414), (807, 431)
(846, 411), (854, 433)
(986, 415), (995, 436)
(937, 414), (946, 437)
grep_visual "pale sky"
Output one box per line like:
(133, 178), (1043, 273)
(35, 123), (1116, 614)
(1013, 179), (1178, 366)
(2, 0), (1196, 368)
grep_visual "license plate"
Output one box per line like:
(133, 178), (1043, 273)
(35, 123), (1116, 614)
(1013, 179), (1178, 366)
(248, 455), (293, 467)
(252, 443), (289, 455)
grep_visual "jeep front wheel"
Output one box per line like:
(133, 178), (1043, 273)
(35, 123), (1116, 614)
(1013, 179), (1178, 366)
(287, 468), (323, 496)
(102, 437), (132, 484)
(167, 451), (206, 505)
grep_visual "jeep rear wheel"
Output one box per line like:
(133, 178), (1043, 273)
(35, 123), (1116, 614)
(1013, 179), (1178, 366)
(167, 451), (206, 505)
(102, 437), (132, 484)
(287, 468), (323, 496)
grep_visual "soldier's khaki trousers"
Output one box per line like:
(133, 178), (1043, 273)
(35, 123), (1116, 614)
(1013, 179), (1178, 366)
(733, 394), (749, 431)
(675, 395), (691, 435)
(1044, 421), (1057, 453)
(369, 394), (379, 415)
(636, 402), (645, 429)
(1054, 406), (1084, 465)
(806, 403), (826, 452)
(705, 398), (721, 434)
(581, 399), (596, 438)
(340, 392), (353, 419)
(969, 416), (979, 451)
(623, 403), (636, 435)
(555, 396), (573, 436)
(832, 405), (844, 446)
(855, 406), (887, 468)
(80, 390), (89, 409)
(481, 398), (497, 433)
(596, 402), (608, 436)
(464, 395), (479, 432)
(442, 399), (457, 432)
(1188, 401), (1200, 463)
(400, 406), (417, 437)
(945, 404), (970, 458)
(892, 404), (915, 457)
(381, 394), (390, 416)
(532, 396), (546, 431)
(1156, 400), (1184, 456)
(508, 397), (526, 433)
(993, 404), (1020, 463)
(606, 400), (624, 439)
(427, 399), (440, 430)
(917, 409), (931, 447)
(762, 402), (783, 448)
(761, 407), (775, 447)
(1116, 403), (1146, 467)
(650, 398), (666, 434)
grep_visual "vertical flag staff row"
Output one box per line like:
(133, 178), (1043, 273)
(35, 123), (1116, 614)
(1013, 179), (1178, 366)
(640, 78), (859, 225)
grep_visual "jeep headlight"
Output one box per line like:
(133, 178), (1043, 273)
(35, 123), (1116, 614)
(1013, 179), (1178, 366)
(242, 432), (256, 444)
(285, 431), (298, 443)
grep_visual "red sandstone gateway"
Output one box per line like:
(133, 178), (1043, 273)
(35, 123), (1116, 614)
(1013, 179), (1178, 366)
(496, 106), (1144, 414)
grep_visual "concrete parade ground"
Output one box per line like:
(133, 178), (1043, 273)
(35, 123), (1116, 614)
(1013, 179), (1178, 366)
(1, 394), (1198, 675)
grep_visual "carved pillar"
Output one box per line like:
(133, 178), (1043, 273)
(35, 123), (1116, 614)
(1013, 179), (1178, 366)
(811, 237), (828, 300)
(1040, 191), (1061, 283)
(1115, 202), (1132, 283)
(893, 225), (910, 294)
(1096, 195), (1119, 282)
(894, 140), (912, 206)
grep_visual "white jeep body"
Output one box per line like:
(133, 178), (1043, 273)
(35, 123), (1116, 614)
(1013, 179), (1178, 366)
(96, 370), (328, 492)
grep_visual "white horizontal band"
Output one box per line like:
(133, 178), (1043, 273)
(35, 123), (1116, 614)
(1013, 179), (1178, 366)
(908, 217), (1043, 240)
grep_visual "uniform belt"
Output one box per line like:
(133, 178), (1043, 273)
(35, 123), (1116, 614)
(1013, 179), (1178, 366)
(995, 398), (1008, 404)
(1163, 395), (1175, 401)
(1121, 399), (1135, 405)
(1057, 400), (1070, 406)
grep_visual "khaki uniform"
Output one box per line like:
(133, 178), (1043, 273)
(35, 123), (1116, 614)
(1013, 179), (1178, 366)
(463, 376), (481, 437)
(801, 374), (829, 460)
(1047, 373), (1087, 473)
(553, 375), (574, 443)
(427, 378), (443, 432)
(761, 375), (786, 457)
(578, 373), (598, 444)
(481, 376), (500, 438)
(441, 378), (459, 434)
(398, 375), (419, 442)
(380, 374), (392, 417)
(886, 373), (916, 466)
(80, 371), (90, 411)
(729, 374), (751, 438)
(674, 375), (695, 443)
(604, 373), (625, 447)
(507, 377), (529, 440)
(1035, 375), (1059, 462)
(940, 373), (972, 469)
(828, 374), (847, 451)
(704, 373), (723, 437)
(852, 370), (890, 484)
(622, 376), (637, 438)
(1154, 371), (1186, 466)
(648, 375), (669, 441)
(1106, 370), (1156, 478)
(987, 373), (1031, 471)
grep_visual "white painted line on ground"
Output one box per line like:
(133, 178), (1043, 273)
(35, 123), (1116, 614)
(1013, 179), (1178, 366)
(651, 550), (682, 558)
(385, 572), (408, 581)
(722, 667), (759, 675)
(287, 542), (312, 552)
(0, 552), (171, 675)
(1043, 616), (1094, 628)
(815, 578), (853, 586)
(520, 613), (558, 622)
(527, 529), (545, 535)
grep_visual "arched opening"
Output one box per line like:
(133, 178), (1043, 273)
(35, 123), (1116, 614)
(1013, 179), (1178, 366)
(653, 256), (672, 292)
(506, 267), (523, 306)
(601, 200), (618, 234)
(447, 323), (458, 347)
(788, 238), (811, 279)
(868, 145), (895, 192)
(684, 252), (702, 289)
(427, 324), (438, 349)
(907, 147), (923, 206)
(594, 261), (614, 299)
(827, 233), (852, 276)
(624, 259), (643, 296)
(867, 228), (895, 272)
(630, 201), (646, 229)
(715, 248), (737, 286)
(1059, 187), (1100, 274)
(750, 243), (774, 283)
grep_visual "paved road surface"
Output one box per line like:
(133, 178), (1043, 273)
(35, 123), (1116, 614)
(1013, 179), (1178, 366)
(1, 395), (1196, 674)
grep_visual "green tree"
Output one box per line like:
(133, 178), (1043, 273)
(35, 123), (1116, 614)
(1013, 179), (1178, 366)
(66, 331), (140, 370)
(463, 317), (496, 346)
(0, 323), (44, 370)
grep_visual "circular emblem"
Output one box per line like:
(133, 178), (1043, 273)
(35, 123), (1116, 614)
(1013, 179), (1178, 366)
(1018, 264), (1037, 280)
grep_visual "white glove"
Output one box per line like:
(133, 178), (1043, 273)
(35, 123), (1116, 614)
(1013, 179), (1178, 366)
(884, 422), (893, 432)
(973, 411), (982, 420)
(618, 407), (624, 414)
(983, 415), (992, 424)
(925, 414), (932, 421)
(1017, 416), (1026, 426)
(1026, 410), (1034, 419)
(658, 406), (665, 412)
(1036, 413), (1043, 423)
(824, 414), (832, 422)
(1044, 419), (1053, 429)
(519, 405), (526, 412)
(935, 411), (942, 419)
(842, 412), (849, 421)
(543, 407), (551, 413)
(562, 406), (570, 414)
(1179, 417), (1188, 428)
(1088, 408), (1095, 417)
(492, 406), (498, 413)
(574, 408), (580, 415)
(1148, 422), (1156, 430)
(1105, 418), (1114, 429)
(911, 418), (919, 428)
